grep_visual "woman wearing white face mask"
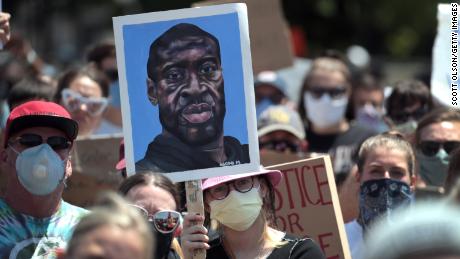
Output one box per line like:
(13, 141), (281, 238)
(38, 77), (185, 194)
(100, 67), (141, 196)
(298, 51), (376, 188)
(180, 168), (325, 259)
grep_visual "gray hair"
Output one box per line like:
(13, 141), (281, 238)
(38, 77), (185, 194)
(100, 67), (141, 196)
(364, 202), (460, 259)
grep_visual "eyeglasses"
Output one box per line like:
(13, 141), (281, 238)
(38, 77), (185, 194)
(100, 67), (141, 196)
(259, 140), (299, 153)
(391, 106), (428, 124)
(61, 88), (108, 117)
(207, 176), (255, 200)
(9, 133), (71, 150)
(418, 140), (460, 157)
(308, 86), (347, 99)
(130, 205), (181, 234)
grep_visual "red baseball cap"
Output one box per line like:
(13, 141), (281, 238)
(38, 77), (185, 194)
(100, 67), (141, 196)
(202, 166), (282, 191)
(4, 101), (79, 147)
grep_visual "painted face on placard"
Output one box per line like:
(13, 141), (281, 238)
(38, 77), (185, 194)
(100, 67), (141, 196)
(148, 36), (226, 146)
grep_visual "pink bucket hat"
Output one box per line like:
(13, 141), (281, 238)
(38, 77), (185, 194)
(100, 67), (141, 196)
(202, 166), (283, 191)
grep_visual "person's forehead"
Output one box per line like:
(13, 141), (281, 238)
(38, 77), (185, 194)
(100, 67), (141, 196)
(69, 75), (103, 98)
(158, 36), (219, 59)
(211, 175), (257, 188)
(77, 225), (144, 259)
(308, 69), (348, 87)
(126, 184), (176, 212)
(10, 126), (66, 140)
(419, 121), (460, 141)
(364, 147), (408, 167)
(354, 88), (383, 101)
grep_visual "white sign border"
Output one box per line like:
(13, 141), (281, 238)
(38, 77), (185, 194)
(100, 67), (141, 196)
(113, 3), (260, 182)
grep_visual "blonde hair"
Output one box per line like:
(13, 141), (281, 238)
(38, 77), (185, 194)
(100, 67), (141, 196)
(357, 132), (415, 177)
(66, 192), (153, 259)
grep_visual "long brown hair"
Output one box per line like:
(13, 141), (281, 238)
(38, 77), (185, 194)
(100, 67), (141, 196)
(118, 171), (180, 209)
(118, 171), (183, 259)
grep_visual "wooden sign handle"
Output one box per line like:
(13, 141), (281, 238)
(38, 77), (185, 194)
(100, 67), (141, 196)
(185, 180), (206, 259)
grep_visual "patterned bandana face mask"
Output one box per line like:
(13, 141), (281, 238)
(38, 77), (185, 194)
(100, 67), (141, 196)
(358, 178), (412, 231)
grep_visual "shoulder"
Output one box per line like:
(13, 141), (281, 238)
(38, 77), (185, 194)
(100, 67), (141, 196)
(346, 123), (377, 139)
(345, 220), (364, 249)
(223, 136), (250, 163)
(167, 249), (181, 259)
(0, 198), (11, 213)
(269, 233), (326, 259)
(60, 201), (89, 219)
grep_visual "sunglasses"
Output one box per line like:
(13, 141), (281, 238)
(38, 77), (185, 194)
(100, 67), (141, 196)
(308, 86), (347, 99)
(130, 205), (181, 234)
(9, 133), (71, 150)
(259, 140), (299, 153)
(391, 106), (428, 124)
(418, 140), (460, 157)
(61, 88), (108, 117)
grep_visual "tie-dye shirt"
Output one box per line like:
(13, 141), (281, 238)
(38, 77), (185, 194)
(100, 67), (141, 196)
(0, 198), (87, 259)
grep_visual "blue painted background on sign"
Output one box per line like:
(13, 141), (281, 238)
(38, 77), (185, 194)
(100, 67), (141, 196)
(122, 12), (249, 161)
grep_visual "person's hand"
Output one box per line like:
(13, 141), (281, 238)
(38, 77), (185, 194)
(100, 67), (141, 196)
(180, 213), (210, 259)
(0, 12), (11, 46)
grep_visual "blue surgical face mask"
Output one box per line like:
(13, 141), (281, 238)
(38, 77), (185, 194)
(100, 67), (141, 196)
(356, 104), (389, 133)
(256, 98), (275, 119)
(11, 144), (66, 196)
(358, 178), (412, 230)
(416, 149), (450, 187)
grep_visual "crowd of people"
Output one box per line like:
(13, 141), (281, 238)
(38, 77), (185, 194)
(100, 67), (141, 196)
(1, 8), (460, 259)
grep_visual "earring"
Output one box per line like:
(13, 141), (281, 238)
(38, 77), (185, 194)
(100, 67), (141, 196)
(149, 96), (158, 105)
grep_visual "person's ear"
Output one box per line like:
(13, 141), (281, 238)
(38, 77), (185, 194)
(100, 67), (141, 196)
(1, 148), (8, 164)
(355, 168), (361, 183)
(65, 159), (72, 179)
(146, 78), (158, 106)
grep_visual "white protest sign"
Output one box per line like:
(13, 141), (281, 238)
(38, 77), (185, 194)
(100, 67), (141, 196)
(431, 3), (459, 107)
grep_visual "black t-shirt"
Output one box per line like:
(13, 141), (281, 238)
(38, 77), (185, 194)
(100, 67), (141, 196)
(306, 123), (376, 185)
(206, 233), (326, 259)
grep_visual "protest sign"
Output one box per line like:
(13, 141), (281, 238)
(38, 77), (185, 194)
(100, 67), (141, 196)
(63, 134), (124, 207)
(267, 156), (351, 259)
(431, 4), (459, 107)
(194, 0), (294, 74)
(113, 3), (260, 182)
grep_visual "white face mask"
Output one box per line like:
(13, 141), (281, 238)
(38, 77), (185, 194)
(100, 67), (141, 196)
(304, 92), (348, 128)
(11, 144), (66, 196)
(209, 187), (263, 231)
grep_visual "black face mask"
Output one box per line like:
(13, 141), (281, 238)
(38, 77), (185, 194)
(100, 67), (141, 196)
(104, 68), (119, 81)
(150, 222), (174, 259)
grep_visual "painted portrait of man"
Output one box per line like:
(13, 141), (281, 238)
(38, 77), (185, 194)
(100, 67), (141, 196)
(135, 23), (250, 172)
